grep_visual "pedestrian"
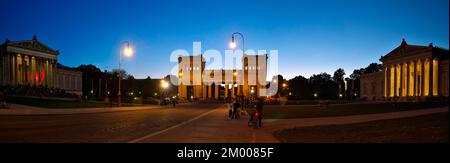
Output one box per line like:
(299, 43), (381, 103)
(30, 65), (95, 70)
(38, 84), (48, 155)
(256, 98), (264, 127)
(172, 99), (176, 107)
(232, 100), (241, 119)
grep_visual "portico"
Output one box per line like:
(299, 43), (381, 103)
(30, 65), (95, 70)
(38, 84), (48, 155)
(1, 36), (58, 87)
(360, 39), (449, 101)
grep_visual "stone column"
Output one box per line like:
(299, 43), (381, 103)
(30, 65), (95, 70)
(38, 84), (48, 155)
(392, 64), (398, 97)
(429, 58), (434, 97)
(37, 58), (43, 86)
(45, 59), (49, 86)
(231, 84), (235, 98)
(207, 84), (212, 99)
(53, 60), (57, 87)
(385, 66), (389, 98)
(10, 53), (15, 85)
(414, 60), (418, 96)
(384, 66), (387, 98)
(202, 84), (206, 99)
(17, 54), (21, 85)
(406, 62), (410, 97)
(214, 84), (219, 100)
(224, 84), (229, 99)
(421, 59), (425, 97)
(400, 64), (403, 97)
(236, 83), (244, 96)
(48, 61), (52, 87)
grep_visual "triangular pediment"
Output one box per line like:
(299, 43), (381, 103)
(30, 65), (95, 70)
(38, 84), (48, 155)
(380, 43), (430, 62)
(6, 38), (58, 55)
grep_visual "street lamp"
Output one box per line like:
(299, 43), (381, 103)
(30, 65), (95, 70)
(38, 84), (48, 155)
(229, 32), (245, 52)
(161, 80), (169, 89)
(229, 32), (245, 97)
(118, 41), (133, 106)
(160, 80), (169, 104)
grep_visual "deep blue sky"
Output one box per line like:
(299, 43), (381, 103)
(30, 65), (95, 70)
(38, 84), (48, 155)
(1, 0), (448, 79)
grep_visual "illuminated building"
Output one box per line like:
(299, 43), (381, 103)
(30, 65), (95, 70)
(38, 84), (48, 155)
(360, 39), (449, 101)
(0, 36), (82, 95)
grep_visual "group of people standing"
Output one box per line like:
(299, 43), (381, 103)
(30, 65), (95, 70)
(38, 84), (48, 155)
(227, 98), (264, 128)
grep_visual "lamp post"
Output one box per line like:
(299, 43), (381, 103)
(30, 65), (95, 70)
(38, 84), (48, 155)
(118, 41), (133, 106)
(229, 32), (245, 97)
(161, 80), (169, 104)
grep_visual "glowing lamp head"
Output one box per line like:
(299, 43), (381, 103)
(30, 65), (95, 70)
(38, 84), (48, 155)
(161, 81), (169, 88)
(123, 46), (133, 57)
(229, 36), (237, 49)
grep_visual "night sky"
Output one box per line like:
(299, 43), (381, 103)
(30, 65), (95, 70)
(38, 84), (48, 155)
(1, 0), (448, 79)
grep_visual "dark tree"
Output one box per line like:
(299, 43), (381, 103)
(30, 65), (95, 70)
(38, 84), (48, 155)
(332, 68), (346, 83)
(77, 64), (102, 98)
(309, 72), (337, 100)
(364, 63), (383, 74)
(288, 75), (311, 100)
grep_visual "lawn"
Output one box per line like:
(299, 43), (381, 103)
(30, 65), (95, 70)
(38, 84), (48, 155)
(250, 102), (448, 119)
(274, 113), (449, 143)
(5, 96), (134, 108)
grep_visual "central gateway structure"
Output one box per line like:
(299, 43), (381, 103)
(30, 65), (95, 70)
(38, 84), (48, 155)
(177, 54), (268, 100)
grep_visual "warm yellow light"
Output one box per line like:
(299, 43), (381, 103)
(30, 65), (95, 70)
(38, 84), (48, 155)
(161, 81), (169, 88)
(233, 72), (237, 76)
(229, 40), (237, 49)
(179, 72), (183, 76)
(282, 83), (287, 87)
(273, 79), (277, 83)
(124, 46), (133, 57)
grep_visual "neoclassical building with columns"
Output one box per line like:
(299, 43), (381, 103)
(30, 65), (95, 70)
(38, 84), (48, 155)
(0, 36), (82, 95)
(360, 39), (449, 101)
(177, 54), (268, 100)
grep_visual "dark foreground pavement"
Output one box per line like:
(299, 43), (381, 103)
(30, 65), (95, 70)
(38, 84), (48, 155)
(0, 103), (221, 143)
